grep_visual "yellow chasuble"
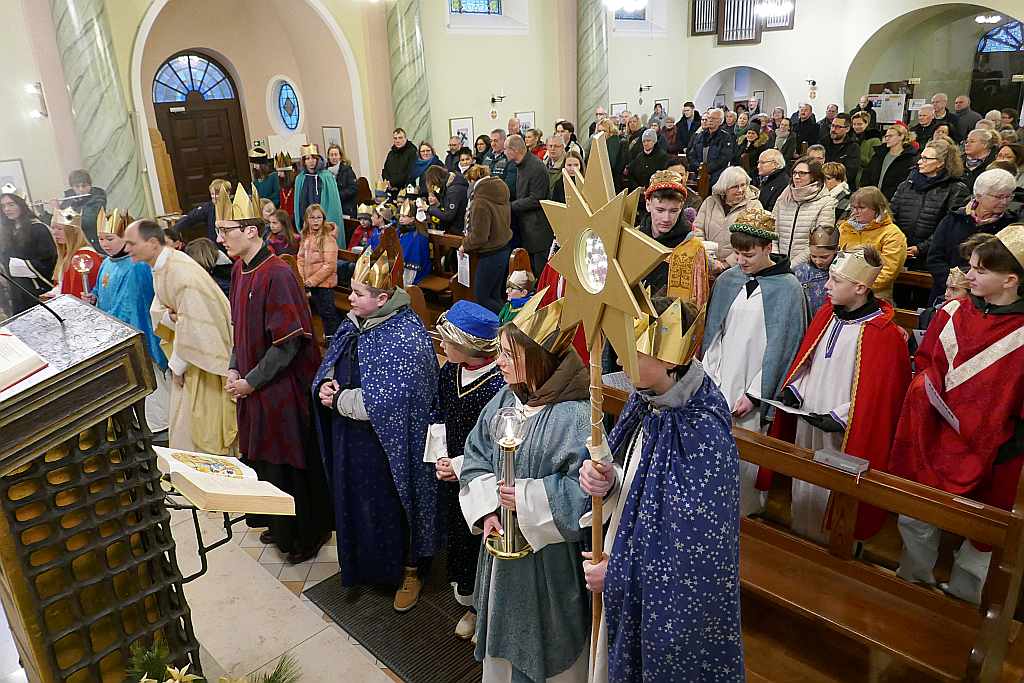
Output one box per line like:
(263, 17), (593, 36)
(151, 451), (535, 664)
(666, 236), (710, 307)
(150, 247), (237, 454)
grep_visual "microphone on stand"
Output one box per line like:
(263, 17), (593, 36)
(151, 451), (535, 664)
(0, 270), (65, 325)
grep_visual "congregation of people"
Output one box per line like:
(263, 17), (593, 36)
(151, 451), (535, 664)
(2, 85), (1024, 682)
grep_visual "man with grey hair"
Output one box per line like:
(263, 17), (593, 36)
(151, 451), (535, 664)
(817, 104), (840, 141)
(962, 128), (1000, 189)
(686, 108), (735, 184)
(930, 93), (960, 140)
(753, 149), (790, 211)
(911, 104), (939, 146)
(926, 167), (1019, 301)
(806, 144), (826, 165)
(544, 134), (566, 190)
(954, 95), (983, 139)
(507, 117), (522, 137)
(504, 134), (552, 274)
(445, 136), (463, 172)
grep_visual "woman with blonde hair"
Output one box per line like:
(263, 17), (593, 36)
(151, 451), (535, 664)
(47, 209), (103, 299)
(173, 177), (232, 243)
(297, 203), (340, 335)
(838, 186), (908, 301)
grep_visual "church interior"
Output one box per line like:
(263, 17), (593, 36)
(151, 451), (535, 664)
(2, 0), (1024, 681)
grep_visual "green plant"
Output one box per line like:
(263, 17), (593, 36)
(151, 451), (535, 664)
(250, 655), (301, 683)
(127, 639), (171, 681)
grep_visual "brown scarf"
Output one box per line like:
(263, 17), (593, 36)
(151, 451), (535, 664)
(512, 351), (591, 407)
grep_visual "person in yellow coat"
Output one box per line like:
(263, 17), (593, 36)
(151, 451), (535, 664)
(838, 186), (907, 302)
(124, 218), (238, 454)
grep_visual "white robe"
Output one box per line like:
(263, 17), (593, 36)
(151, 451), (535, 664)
(787, 310), (877, 543)
(703, 285), (767, 516)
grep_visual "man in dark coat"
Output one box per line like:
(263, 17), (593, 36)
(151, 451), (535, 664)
(953, 95), (982, 140)
(793, 103), (820, 147)
(930, 93), (960, 141)
(823, 113), (862, 190)
(62, 169), (107, 250)
(686, 109), (735, 185)
(382, 128), (418, 190)
(911, 105), (939, 148)
(675, 102), (702, 154)
(505, 134), (552, 276)
(753, 149), (790, 212)
(626, 129), (669, 192)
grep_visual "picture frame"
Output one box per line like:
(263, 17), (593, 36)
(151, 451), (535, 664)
(514, 111), (536, 131)
(0, 159), (30, 205)
(610, 102), (628, 118)
(321, 126), (344, 154)
(449, 117), (475, 146)
(654, 98), (670, 114)
(713, 93), (727, 107)
(752, 90), (765, 104)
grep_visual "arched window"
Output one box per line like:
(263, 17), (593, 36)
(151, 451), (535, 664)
(152, 53), (235, 103)
(978, 20), (1023, 53)
(277, 82), (300, 131)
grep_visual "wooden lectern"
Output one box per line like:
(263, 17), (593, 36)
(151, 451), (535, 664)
(0, 296), (200, 682)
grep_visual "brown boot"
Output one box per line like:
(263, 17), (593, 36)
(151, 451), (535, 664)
(393, 566), (422, 612)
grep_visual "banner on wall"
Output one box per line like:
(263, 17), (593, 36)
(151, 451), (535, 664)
(868, 94), (907, 124)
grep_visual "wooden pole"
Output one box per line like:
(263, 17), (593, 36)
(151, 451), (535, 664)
(589, 331), (605, 658)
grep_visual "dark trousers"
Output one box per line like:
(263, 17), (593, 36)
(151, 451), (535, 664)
(474, 246), (511, 314)
(309, 286), (341, 337)
(529, 250), (548, 282)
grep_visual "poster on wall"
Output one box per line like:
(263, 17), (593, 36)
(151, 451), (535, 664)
(874, 93), (907, 124)
(515, 111), (535, 131)
(654, 98), (670, 115)
(907, 99), (927, 111)
(0, 159), (29, 205)
(322, 126), (345, 154)
(610, 102), (628, 119)
(449, 117), (474, 146)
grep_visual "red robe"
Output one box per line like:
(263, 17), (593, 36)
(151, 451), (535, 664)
(761, 298), (911, 539)
(229, 249), (321, 469)
(60, 248), (103, 297)
(890, 296), (1024, 510)
(537, 262), (589, 363)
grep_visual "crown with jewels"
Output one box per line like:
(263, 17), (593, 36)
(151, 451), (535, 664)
(634, 298), (706, 366)
(729, 206), (777, 240)
(996, 224), (1024, 270)
(54, 207), (82, 228)
(357, 203), (375, 217)
(809, 225), (840, 249)
(273, 151), (294, 171)
(96, 207), (130, 236)
(509, 287), (577, 357)
(352, 249), (393, 290)
(644, 170), (687, 199)
(299, 143), (320, 158)
(215, 183), (262, 224)
(830, 249), (882, 287)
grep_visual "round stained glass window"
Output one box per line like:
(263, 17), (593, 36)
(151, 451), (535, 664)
(577, 229), (609, 293)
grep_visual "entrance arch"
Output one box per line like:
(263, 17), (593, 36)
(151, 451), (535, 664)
(694, 66), (788, 115)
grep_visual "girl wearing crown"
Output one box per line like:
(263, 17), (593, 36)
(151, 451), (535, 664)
(459, 292), (591, 682)
(580, 297), (744, 682)
(891, 224), (1024, 604)
(294, 143), (343, 235)
(45, 207), (103, 299)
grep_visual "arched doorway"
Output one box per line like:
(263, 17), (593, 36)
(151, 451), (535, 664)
(694, 66), (788, 116)
(152, 52), (249, 211)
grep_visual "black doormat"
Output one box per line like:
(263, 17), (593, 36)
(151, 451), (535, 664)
(303, 556), (482, 683)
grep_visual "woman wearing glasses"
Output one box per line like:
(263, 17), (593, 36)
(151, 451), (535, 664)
(772, 156), (837, 267)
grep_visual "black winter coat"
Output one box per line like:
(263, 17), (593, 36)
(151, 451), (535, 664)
(174, 201), (217, 243)
(333, 162), (358, 219)
(510, 153), (553, 254)
(754, 168), (790, 212)
(426, 171), (469, 235)
(861, 146), (918, 200)
(675, 115), (702, 154)
(626, 148), (669, 191)
(889, 172), (970, 261)
(687, 128), (735, 184)
(823, 136), (862, 190)
(926, 207), (1020, 302)
(382, 141), (418, 189)
(0, 217), (57, 315)
(792, 116), (820, 146)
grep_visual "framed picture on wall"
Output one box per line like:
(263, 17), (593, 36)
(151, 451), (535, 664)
(753, 90), (765, 105)
(713, 93), (726, 107)
(322, 126), (344, 154)
(0, 159), (30, 205)
(654, 98), (670, 114)
(610, 102), (628, 118)
(514, 111), (536, 131)
(449, 117), (474, 146)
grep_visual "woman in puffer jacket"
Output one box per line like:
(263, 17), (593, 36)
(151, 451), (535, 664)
(692, 166), (763, 271)
(772, 156), (837, 267)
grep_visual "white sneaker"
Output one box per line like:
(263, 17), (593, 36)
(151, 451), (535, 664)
(455, 610), (476, 640)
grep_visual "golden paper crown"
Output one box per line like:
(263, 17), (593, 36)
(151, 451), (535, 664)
(947, 267), (969, 289)
(809, 225), (840, 249)
(352, 249), (392, 289)
(830, 249), (882, 287)
(509, 288), (577, 357)
(273, 151), (293, 170)
(644, 170), (687, 199)
(0, 183), (25, 200)
(357, 203), (375, 217)
(96, 208), (129, 236)
(729, 206), (777, 240)
(215, 183), (262, 224)
(996, 224), (1024, 269)
(399, 199), (414, 218)
(634, 299), (706, 366)
(248, 146), (269, 162)
(299, 143), (320, 158)
(54, 207), (82, 228)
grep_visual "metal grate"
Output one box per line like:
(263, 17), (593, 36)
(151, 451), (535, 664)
(717, 0), (762, 44)
(0, 405), (200, 682)
(692, 0), (717, 35)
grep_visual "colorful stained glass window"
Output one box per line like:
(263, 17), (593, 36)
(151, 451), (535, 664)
(152, 54), (235, 103)
(978, 20), (1023, 53)
(449, 0), (501, 15)
(277, 82), (300, 131)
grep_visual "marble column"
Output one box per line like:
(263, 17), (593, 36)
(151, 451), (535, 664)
(386, 0), (433, 145)
(49, 0), (146, 216)
(577, 0), (609, 129)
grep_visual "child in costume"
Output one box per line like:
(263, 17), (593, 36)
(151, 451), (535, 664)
(313, 249), (439, 611)
(47, 207), (103, 299)
(397, 199), (432, 286)
(793, 225), (840, 314)
(891, 225), (1024, 604)
(265, 209), (298, 257)
(294, 143), (343, 235)
(424, 301), (504, 640)
(767, 247), (912, 544)
(459, 291), (591, 681)
(580, 297), (744, 682)
(348, 204), (380, 251)
(702, 206), (808, 516)
(918, 266), (969, 331)
(497, 269), (535, 324)
(275, 152), (296, 221)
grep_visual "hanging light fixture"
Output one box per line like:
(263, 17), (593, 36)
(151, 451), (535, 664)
(974, 14), (1002, 24)
(754, 0), (794, 18)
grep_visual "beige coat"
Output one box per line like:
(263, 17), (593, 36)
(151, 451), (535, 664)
(772, 184), (837, 267)
(693, 186), (763, 264)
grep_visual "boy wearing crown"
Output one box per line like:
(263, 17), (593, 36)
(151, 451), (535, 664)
(348, 204), (380, 251)
(892, 225), (1024, 603)
(764, 246), (912, 544)
(424, 300), (505, 640)
(580, 297), (744, 683)
(702, 206), (807, 516)
(294, 143), (342, 235)
(214, 185), (332, 562)
(640, 170), (708, 304)
(312, 249), (439, 610)
(123, 217), (237, 454)
(397, 199), (432, 286)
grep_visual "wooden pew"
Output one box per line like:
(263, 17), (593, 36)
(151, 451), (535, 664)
(417, 231), (477, 307)
(508, 247), (533, 277)
(600, 382), (1024, 682)
(697, 163), (711, 200)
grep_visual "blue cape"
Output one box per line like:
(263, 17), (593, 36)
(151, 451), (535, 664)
(312, 307), (439, 561)
(95, 255), (167, 370)
(603, 376), (744, 681)
(399, 230), (432, 284)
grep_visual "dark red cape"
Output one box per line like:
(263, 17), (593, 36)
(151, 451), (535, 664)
(761, 298), (911, 539)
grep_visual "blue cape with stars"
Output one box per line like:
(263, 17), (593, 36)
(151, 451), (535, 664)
(603, 374), (744, 682)
(312, 306), (439, 562)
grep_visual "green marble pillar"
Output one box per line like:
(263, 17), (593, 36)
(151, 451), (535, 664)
(49, 0), (146, 215)
(387, 0), (433, 144)
(577, 0), (609, 129)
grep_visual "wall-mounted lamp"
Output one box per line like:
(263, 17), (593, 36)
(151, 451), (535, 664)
(637, 83), (652, 106)
(490, 94), (506, 105)
(26, 82), (48, 119)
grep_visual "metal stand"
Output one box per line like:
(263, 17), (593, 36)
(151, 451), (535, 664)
(162, 489), (247, 584)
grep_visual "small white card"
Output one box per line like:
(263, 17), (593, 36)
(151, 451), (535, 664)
(924, 374), (960, 434)
(760, 397), (813, 417)
(457, 250), (471, 287)
(8, 258), (34, 278)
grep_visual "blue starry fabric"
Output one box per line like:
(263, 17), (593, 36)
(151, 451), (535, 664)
(603, 375), (744, 682)
(313, 307), (440, 563)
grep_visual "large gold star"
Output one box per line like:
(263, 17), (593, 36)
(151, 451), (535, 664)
(541, 133), (670, 379)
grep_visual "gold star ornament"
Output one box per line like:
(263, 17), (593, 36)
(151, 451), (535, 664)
(540, 133), (671, 378)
